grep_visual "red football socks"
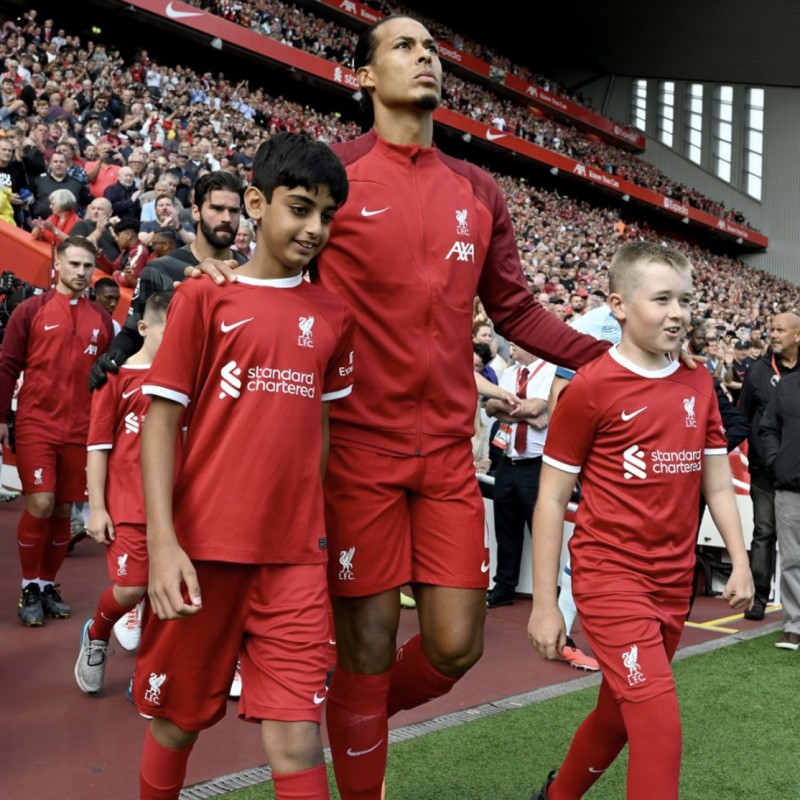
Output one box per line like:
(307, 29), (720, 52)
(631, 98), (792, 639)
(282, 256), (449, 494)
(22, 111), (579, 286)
(326, 667), (390, 800)
(272, 764), (329, 799)
(17, 510), (49, 580)
(548, 681), (627, 799)
(386, 634), (458, 717)
(39, 515), (70, 582)
(621, 691), (682, 800)
(89, 586), (132, 641)
(139, 727), (194, 800)
(550, 684), (681, 800)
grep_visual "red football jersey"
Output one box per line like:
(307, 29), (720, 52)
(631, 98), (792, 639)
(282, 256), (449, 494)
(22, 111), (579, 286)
(143, 274), (356, 564)
(87, 364), (152, 525)
(544, 348), (727, 593)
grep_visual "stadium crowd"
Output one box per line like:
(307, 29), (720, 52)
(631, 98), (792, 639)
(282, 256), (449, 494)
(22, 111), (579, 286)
(0, 6), (786, 324)
(199, 0), (752, 226)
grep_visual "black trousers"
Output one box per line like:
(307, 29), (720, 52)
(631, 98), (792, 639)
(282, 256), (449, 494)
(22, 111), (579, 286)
(491, 456), (542, 592)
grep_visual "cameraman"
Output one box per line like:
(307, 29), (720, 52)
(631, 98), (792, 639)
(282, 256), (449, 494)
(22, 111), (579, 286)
(85, 139), (123, 200)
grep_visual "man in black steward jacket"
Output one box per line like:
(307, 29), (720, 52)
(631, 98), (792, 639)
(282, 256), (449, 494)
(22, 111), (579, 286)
(760, 365), (800, 650)
(738, 312), (800, 620)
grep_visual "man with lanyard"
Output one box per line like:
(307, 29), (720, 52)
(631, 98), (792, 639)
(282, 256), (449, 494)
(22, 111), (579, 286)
(739, 312), (800, 620)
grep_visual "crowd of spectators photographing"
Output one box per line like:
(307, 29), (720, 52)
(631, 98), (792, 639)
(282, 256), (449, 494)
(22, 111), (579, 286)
(0, 4), (790, 330)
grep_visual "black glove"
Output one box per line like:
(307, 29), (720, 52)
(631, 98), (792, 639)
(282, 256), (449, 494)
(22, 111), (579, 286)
(88, 349), (127, 392)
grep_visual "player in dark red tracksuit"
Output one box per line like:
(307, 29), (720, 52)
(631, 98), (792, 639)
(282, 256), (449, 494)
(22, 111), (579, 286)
(0, 237), (113, 626)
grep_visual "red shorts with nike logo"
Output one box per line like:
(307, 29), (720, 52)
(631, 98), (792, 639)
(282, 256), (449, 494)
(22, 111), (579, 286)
(324, 439), (488, 597)
(133, 561), (329, 731)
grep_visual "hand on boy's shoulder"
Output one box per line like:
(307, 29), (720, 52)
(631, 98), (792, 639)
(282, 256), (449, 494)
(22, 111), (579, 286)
(679, 349), (704, 370)
(184, 258), (241, 285)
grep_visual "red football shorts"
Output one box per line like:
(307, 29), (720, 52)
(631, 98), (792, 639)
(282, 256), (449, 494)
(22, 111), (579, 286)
(106, 523), (148, 586)
(133, 561), (329, 731)
(324, 440), (487, 597)
(15, 440), (87, 500)
(576, 590), (689, 704)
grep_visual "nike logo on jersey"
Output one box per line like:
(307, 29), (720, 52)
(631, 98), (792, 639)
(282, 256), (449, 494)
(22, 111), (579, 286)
(165, 1), (203, 19)
(589, 767), (606, 773)
(346, 740), (384, 757)
(360, 206), (389, 217)
(621, 407), (647, 421)
(486, 130), (507, 141)
(220, 318), (254, 333)
(44, 324), (60, 331)
(480, 560), (491, 573)
(121, 388), (140, 399)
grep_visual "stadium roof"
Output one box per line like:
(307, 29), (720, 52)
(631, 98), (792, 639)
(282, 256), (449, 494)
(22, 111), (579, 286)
(431, 0), (800, 90)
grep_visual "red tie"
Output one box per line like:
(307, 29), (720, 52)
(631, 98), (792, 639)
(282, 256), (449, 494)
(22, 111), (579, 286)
(514, 366), (530, 455)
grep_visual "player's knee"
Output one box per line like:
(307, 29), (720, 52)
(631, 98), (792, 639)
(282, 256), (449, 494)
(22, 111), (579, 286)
(261, 720), (323, 773)
(337, 626), (398, 673)
(151, 718), (198, 750)
(425, 634), (483, 677)
(115, 584), (146, 607)
(25, 493), (55, 517)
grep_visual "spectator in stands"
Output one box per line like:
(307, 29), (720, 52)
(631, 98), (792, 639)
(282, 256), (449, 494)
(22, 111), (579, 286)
(760, 356), (800, 650)
(473, 320), (508, 376)
(146, 226), (178, 262)
(139, 195), (194, 246)
(0, 134), (29, 225)
(103, 165), (141, 219)
(30, 150), (90, 219)
(105, 217), (148, 288)
(30, 187), (78, 244)
(724, 340), (753, 405)
(0, 76), (25, 129)
(232, 218), (255, 257)
(85, 139), (123, 199)
(139, 174), (182, 222)
(70, 196), (119, 264)
(167, 150), (198, 207)
(485, 343), (554, 609)
(0, 236), (114, 627)
(739, 313), (800, 621)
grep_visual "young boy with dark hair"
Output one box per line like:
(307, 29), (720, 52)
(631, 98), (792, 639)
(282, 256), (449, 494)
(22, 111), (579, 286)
(75, 291), (171, 694)
(528, 240), (754, 800)
(134, 132), (355, 800)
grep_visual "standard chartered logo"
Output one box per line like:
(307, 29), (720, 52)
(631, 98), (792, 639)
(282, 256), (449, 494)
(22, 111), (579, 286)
(218, 360), (243, 400)
(217, 359), (317, 401)
(623, 444), (647, 480)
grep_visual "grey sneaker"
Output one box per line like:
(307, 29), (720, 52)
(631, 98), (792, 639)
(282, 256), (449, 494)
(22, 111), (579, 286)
(18, 583), (44, 626)
(75, 619), (108, 694)
(531, 770), (555, 800)
(41, 584), (71, 618)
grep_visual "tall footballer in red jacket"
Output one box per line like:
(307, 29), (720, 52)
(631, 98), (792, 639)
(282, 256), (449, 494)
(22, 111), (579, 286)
(0, 237), (113, 627)
(313, 17), (609, 799)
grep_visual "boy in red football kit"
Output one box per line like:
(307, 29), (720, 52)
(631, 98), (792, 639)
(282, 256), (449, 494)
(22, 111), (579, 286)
(0, 236), (113, 626)
(75, 292), (171, 694)
(134, 132), (355, 800)
(528, 241), (755, 800)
